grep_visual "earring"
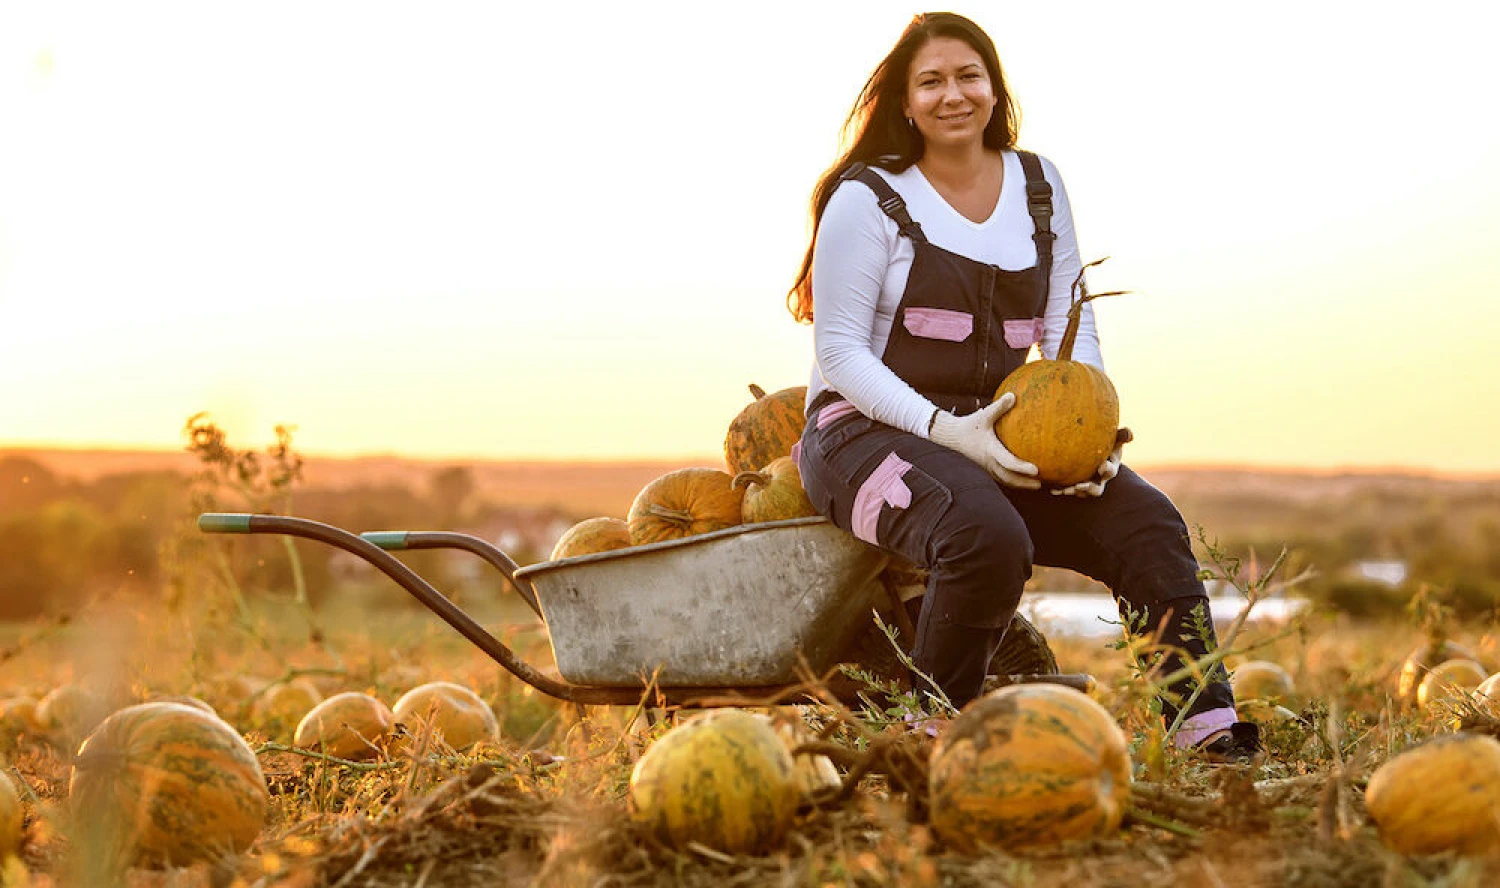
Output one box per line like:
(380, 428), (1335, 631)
(906, 117), (915, 128)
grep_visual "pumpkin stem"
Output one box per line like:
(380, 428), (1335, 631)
(748, 383), (767, 400)
(1060, 257), (1130, 362)
(731, 471), (771, 491)
(644, 504), (696, 527)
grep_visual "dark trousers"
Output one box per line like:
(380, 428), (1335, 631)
(797, 408), (1235, 719)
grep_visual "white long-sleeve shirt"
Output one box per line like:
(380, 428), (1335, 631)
(807, 150), (1102, 437)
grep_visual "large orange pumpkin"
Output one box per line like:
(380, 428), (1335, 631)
(629, 709), (799, 854)
(627, 467), (745, 545)
(294, 692), (395, 760)
(392, 682), (500, 752)
(0, 770), (21, 860)
(67, 702), (269, 867)
(1365, 733), (1500, 855)
(550, 516), (633, 561)
(929, 683), (1131, 851)
(724, 384), (807, 476)
(733, 456), (818, 524)
(992, 273), (1122, 487)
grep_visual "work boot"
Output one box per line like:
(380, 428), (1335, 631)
(1194, 721), (1263, 764)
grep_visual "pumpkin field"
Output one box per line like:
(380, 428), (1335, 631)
(3, 400), (1500, 887)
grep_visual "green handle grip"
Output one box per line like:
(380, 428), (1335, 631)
(198, 513), (252, 533)
(361, 531), (411, 550)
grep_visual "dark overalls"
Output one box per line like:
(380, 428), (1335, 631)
(797, 153), (1235, 723)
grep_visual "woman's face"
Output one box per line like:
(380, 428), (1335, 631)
(902, 36), (996, 150)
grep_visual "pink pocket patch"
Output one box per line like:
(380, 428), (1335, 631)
(903, 307), (972, 343)
(816, 399), (860, 429)
(1003, 317), (1044, 349)
(851, 452), (913, 545)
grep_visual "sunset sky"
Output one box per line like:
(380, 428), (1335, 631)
(2, 2), (1497, 474)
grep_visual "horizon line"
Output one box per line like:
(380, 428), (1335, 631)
(4, 443), (1499, 482)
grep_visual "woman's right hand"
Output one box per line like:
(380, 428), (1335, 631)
(928, 394), (1041, 489)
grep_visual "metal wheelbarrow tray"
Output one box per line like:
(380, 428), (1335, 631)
(511, 517), (887, 687)
(199, 512), (1089, 708)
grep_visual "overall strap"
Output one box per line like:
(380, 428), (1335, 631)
(838, 162), (928, 243)
(1016, 150), (1056, 309)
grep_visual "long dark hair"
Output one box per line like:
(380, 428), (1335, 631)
(786, 12), (1019, 323)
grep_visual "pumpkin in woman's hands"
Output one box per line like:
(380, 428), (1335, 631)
(733, 457), (818, 524)
(724, 384), (807, 476)
(993, 261), (1123, 487)
(627, 468), (745, 545)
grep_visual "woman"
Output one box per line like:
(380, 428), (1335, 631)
(788, 12), (1258, 759)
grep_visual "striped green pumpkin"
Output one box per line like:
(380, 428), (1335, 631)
(929, 684), (1131, 851)
(723, 384), (807, 476)
(629, 709), (798, 853)
(0, 769), (22, 860)
(67, 702), (269, 867)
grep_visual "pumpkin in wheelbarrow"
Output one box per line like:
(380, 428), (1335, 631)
(629, 709), (798, 854)
(724, 383), (807, 476)
(550, 516), (633, 560)
(733, 456), (818, 524)
(66, 702), (269, 867)
(929, 683), (1131, 851)
(627, 467), (745, 545)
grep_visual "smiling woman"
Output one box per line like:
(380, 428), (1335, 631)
(786, 10), (1260, 760)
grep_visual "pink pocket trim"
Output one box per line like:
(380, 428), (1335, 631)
(903, 307), (972, 342)
(816, 399), (860, 429)
(1172, 707), (1239, 750)
(1003, 317), (1044, 349)
(851, 452), (913, 545)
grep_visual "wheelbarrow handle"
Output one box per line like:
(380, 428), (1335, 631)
(360, 530), (542, 617)
(197, 512), (593, 702)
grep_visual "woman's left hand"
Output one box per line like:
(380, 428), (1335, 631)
(1051, 428), (1132, 498)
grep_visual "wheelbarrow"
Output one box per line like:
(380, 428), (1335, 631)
(198, 513), (1092, 709)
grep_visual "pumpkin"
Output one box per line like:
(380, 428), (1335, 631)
(551, 516), (633, 560)
(629, 709), (798, 854)
(0, 697), (42, 737)
(1230, 660), (1297, 706)
(759, 713), (841, 800)
(1397, 639), (1478, 707)
(1416, 658), (1489, 712)
(992, 271), (1122, 487)
(1471, 672), (1500, 712)
(67, 702), (269, 867)
(250, 678), (323, 735)
(929, 683), (1131, 851)
(392, 682), (500, 752)
(724, 383), (808, 476)
(627, 467), (745, 545)
(147, 695), (218, 717)
(1365, 733), (1500, 855)
(294, 692), (395, 760)
(36, 684), (109, 748)
(0, 770), (21, 860)
(733, 456), (819, 524)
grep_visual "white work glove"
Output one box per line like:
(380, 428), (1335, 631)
(1052, 428), (1133, 498)
(928, 394), (1041, 490)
